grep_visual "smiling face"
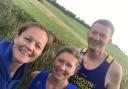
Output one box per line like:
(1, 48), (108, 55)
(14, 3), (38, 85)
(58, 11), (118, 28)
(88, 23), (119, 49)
(52, 52), (78, 81)
(87, 23), (112, 52)
(12, 26), (48, 64)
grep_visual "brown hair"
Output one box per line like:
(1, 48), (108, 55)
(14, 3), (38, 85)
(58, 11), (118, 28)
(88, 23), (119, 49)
(92, 19), (114, 37)
(55, 47), (81, 69)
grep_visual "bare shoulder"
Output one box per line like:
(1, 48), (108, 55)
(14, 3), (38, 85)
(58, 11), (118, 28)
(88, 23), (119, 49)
(27, 71), (41, 88)
(76, 47), (87, 53)
(105, 60), (123, 89)
(76, 48), (82, 53)
(109, 60), (122, 76)
(31, 71), (41, 79)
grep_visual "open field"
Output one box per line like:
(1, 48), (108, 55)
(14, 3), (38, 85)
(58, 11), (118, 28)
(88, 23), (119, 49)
(13, 0), (88, 47)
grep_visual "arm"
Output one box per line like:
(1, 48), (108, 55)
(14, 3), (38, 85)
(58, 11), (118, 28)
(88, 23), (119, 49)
(105, 61), (123, 89)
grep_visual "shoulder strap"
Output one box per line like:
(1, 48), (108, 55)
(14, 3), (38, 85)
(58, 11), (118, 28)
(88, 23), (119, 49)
(80, 48), (88, 56)
(81, 48), (88, 53)
(106, 55), (114, 64)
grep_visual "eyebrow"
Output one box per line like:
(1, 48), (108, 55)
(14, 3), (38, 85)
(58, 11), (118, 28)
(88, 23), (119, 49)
(26, 35), (43, 46)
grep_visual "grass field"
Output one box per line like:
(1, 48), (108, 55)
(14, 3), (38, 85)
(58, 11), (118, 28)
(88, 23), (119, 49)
(12, 0), (88, 47)
(12, 0), (128, 89)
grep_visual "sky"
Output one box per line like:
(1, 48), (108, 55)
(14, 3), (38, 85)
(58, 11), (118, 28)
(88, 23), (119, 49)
(57, 0), (128, 55)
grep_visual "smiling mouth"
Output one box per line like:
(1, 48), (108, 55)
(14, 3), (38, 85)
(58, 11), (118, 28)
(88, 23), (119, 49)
(19, 48), (31, 57)
(55, 69), (65, 76)
(90, 39), (103, 47)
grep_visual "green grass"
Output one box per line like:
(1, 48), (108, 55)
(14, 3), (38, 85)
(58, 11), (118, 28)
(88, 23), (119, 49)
(42, 0), (88, 37)
(12, 0), (87, 47)
(12, 0), (128, 89)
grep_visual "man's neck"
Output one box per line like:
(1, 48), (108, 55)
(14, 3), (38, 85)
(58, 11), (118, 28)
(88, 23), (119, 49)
(83, 49), (107, 70)
(87, 48), (105, 60)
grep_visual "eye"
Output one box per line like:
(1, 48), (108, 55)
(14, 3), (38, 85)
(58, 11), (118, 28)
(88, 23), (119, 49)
(92, 31), (98, 35)
(35, 44), (41, 49)
(100, 33), (106, 38)
(67, 63), (72, 68)
(58, 59), (64, 64)
(24, 37), (32, 43)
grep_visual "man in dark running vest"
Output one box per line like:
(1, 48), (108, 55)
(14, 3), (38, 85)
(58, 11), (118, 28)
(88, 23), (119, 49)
(70, 19), (122, 89)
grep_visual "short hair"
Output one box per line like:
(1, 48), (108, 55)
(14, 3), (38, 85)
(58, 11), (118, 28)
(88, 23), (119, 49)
(55, 47), (81, 68)
(17, 22), (53, 53)
(91, 19), (114, 37)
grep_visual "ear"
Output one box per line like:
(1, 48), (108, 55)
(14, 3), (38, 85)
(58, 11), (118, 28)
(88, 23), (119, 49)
(71, 65), (78, 76)
(70, 70), (75, 77)
(13, 32), (19, 44)
(107, 38), (112, 45)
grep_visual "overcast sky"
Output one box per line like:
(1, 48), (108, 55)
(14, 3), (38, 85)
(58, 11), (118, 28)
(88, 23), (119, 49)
(57, 0), (128, 55)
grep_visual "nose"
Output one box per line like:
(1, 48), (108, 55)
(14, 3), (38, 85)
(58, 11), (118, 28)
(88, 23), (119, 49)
(26, 42), (35, 51)
(59, 64), (66, 71)
(95, 34), (100, 41)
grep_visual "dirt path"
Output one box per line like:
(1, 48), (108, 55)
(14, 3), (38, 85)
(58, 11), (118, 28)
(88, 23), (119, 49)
(28, 0), (85, 44)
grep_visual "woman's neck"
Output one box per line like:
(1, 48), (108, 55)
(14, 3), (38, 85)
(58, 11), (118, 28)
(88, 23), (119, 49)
(11, 59), (23, 78)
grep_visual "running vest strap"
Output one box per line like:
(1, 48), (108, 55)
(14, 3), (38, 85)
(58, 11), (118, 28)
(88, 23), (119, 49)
(70, 48), (114, 89)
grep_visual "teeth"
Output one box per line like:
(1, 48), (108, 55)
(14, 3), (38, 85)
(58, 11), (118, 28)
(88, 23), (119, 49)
(20, 48), (31, 57)
(56, 69), (64, 75)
